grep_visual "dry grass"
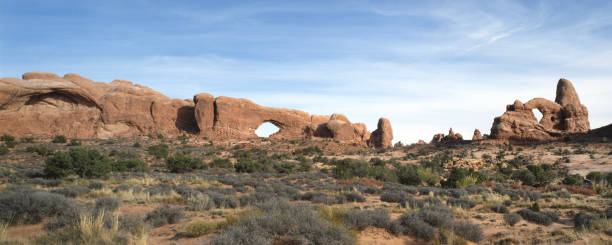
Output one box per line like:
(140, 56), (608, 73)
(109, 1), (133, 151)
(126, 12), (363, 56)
(78, 211), (119, 244)
(0, 222), (8, 242)
(116, 189), (181, 204)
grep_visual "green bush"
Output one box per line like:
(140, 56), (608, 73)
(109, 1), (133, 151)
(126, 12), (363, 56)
(112, 159), (149, 172)
(442, 168), (485, 188)
(0, 145), (8, 156)
(562, 174), (584, 186)
(185, 220), (217, 237)
(210, 158), (232, 168)
(511, 169), (536, 186)
(67, 139), (81, 146)
(0, 134), (15, 143)
(234, 159), (266, 173)
(147, 144), (169, 159)
(25, 145), (54, 156)
(527, 164), (556, 187)
(21, 137), (35, 143)
(0, 135), (16, 148)
(165, 154), (205, 173)
(44, 148), (112, 179)
(586, 171), (604, 183)
(52, 135), (67, 143)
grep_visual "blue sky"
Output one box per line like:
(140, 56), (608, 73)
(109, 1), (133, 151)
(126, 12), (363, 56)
(1, 0), (611, 143)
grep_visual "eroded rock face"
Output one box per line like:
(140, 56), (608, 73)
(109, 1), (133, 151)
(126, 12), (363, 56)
(490, 78), (589, 141)
(1, 72), (198, 138)
(1, 72), (390, 146)
(472, 129), (483, 141)
(368, 118), (393, 147)
(430, 128), (463, 144)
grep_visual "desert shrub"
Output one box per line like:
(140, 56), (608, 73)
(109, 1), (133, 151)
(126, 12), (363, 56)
(363, 186), (381, 194)
(113, 185), (141, 193)
(344, 192), (366, 202)
(504, 213), (521, 226)
(147, 144), (169, 159)
(562, 174), (584, 186)
(210, 158), (233, 168)
(417, 204), (454, 228)
(94, 196), (121, 212)
(293, 146), (322, 156)
(273, 162), (297, 174)
(52, 135), (67, 143)
(185, 220), (217, 237)
(513, 164), (556, 187)
(511, 169), (536, 186)
(165, 153), (205, 173)
(21, 137), (34, 143)
(311, 194), (337, 205)
(44, 148), (112, 179)
(234, 159), (266, 173)
(334, 195), (347, 204)
(331, 158), (370, 179)
(542, 211), (559, 223)
(211, 199), (354, 245)
(529, 202), (540, 212)
(27, 178), (62, 187)
(25, 145), (54, 156)
(344, 208), (390, 231)
(145, 184), (174, 196)
(118, 214), (148, 238)
(0, 145), (8, 156)
(399, 213), (436, 241)
(51, 186), (90, 197)
(145, 205), (185, 227)
(185, 192), (215, 211)
(554, 190), (571, 198)
(517, 209), (552, 226)
(442, 167), (485, 188)
(132, 142), (141, 147)
(586, 171), (605, 183)
(380, 190), (408, 203)
(491, 204), (509, 213)
(452, 220), (484, 242)
(574, 212), (597, 230)
(112, 158), (149, 172)
(208, 194), (239, 209)
(67, 139), (81, 146)
(525, 190), (542, 201)
(395, 165), (421, 185)
(0, 135), (15, 143)
(447, 198), (476, 209)
(0, 186), (78, 225)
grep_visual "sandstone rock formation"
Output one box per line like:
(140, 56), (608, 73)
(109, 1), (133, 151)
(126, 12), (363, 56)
(490, 78), (589, 141)
(0, 72), (392, 146)
(0, 72), (198, 138)
(368, 118), (393, 148)
(430, 128), (463, 144)
(472, 129), (483, 140)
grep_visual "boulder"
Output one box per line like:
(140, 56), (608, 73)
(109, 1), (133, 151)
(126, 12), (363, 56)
(472, 129), (483, 140)
(368, 118), (393, 147)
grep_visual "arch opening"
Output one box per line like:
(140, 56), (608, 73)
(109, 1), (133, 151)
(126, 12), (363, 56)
(532, 109), (543, 123)
(255, 122), (280, 138)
